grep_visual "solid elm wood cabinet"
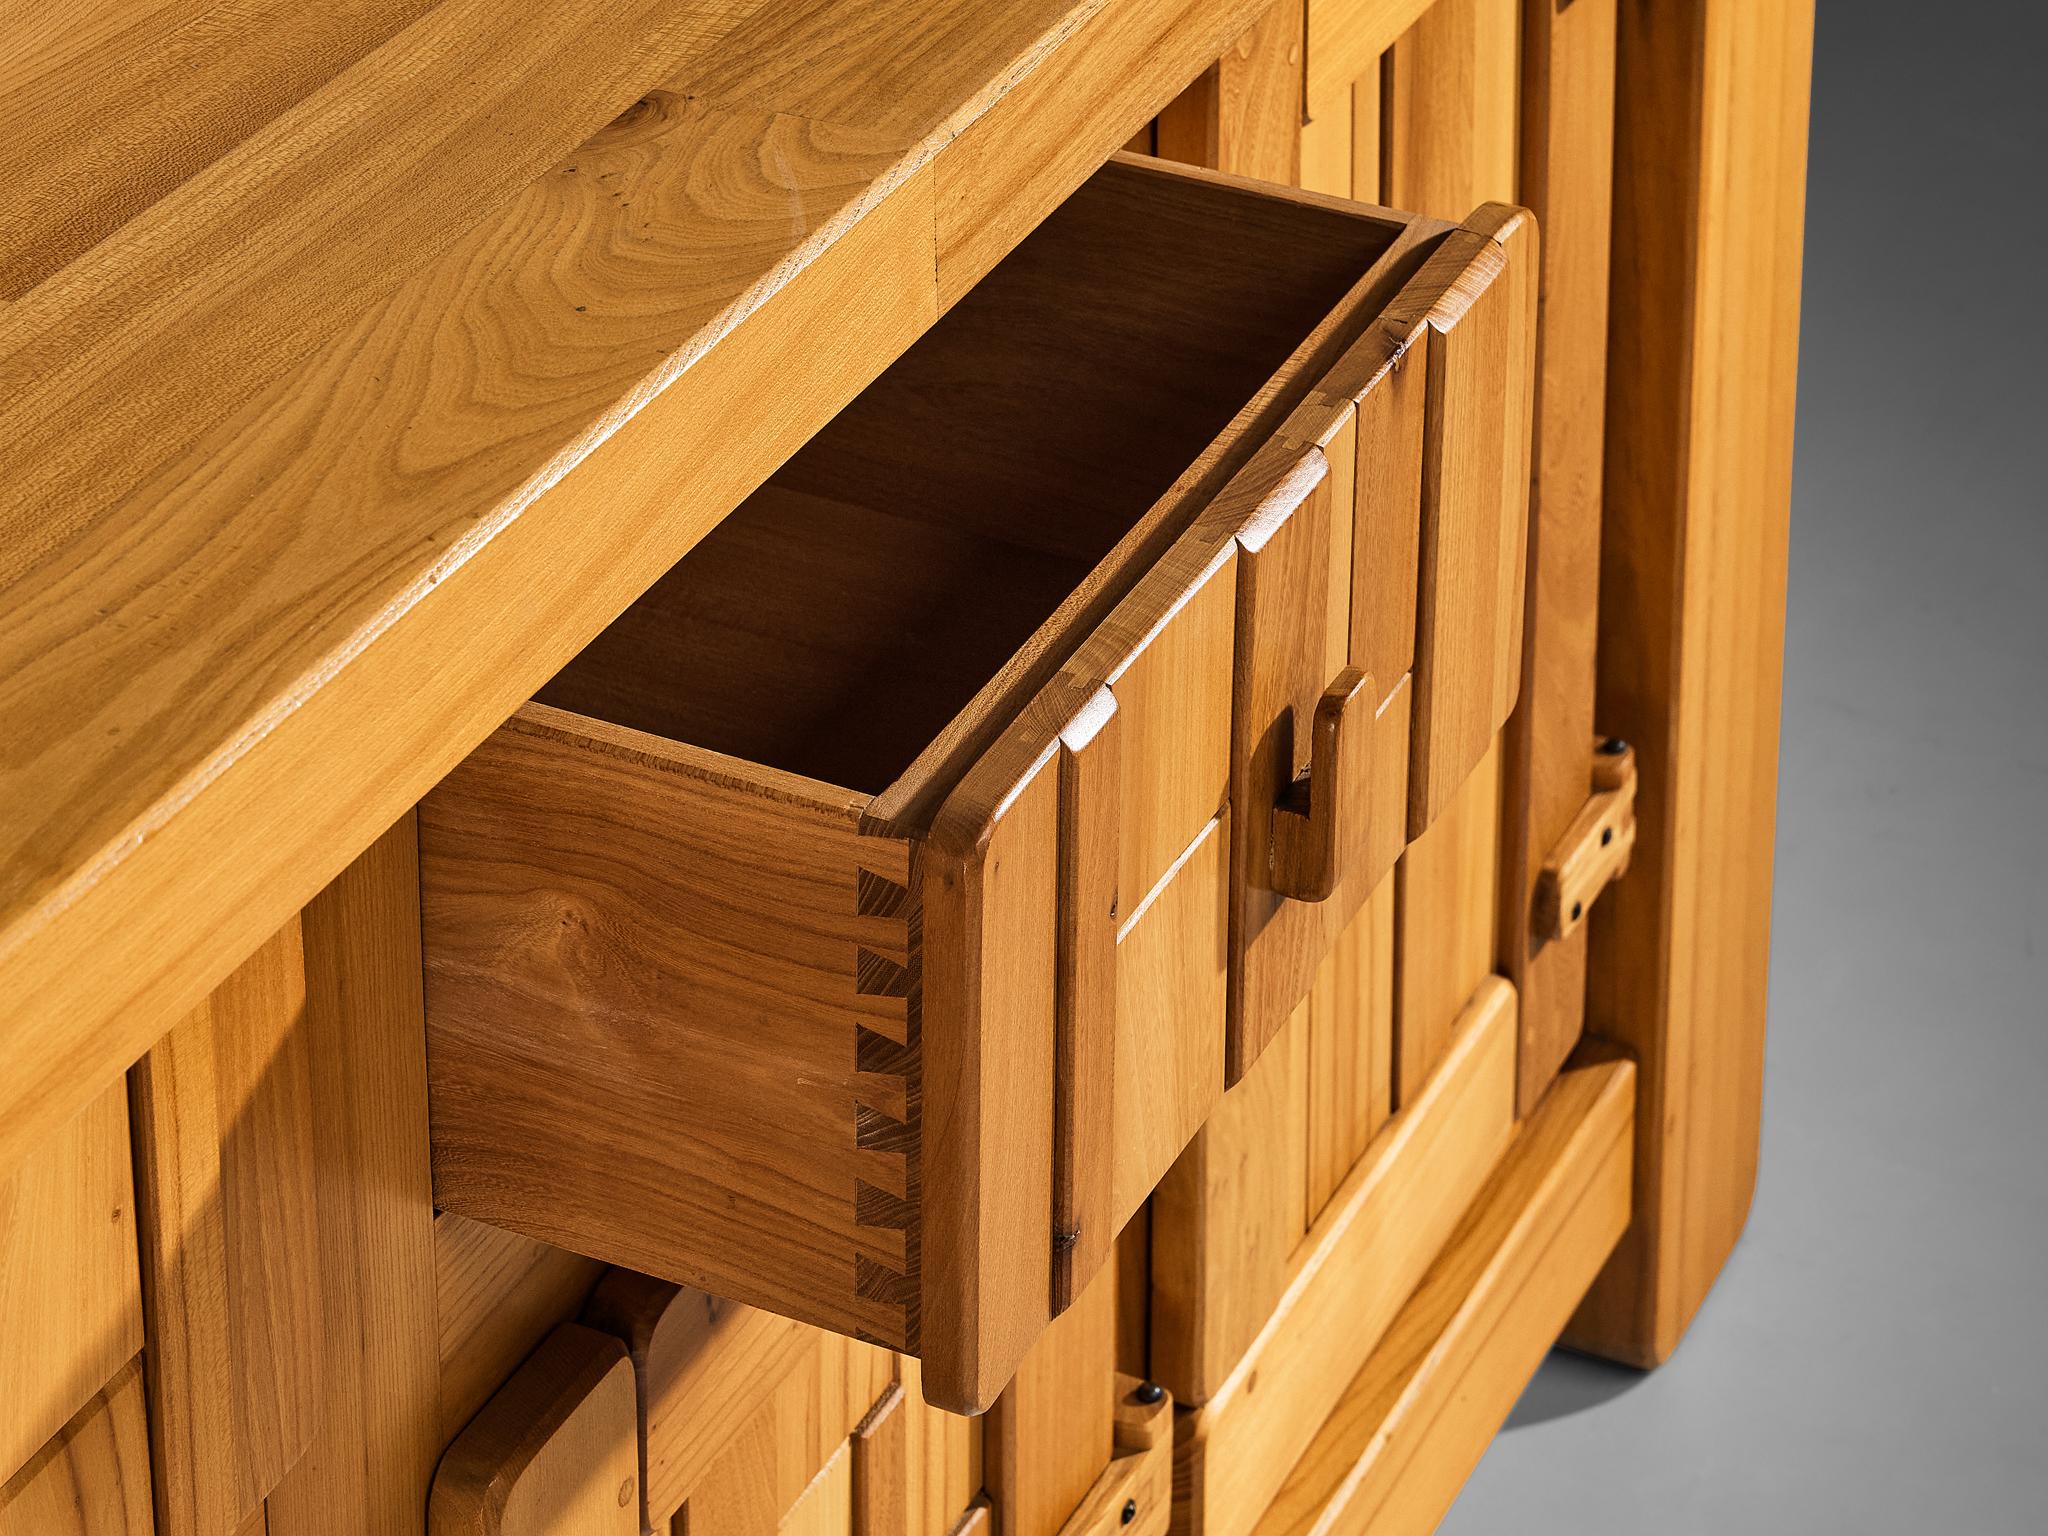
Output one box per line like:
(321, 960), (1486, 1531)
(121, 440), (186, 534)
(0, 0), (1811, 1530)
(418, 154), (1533, 1413)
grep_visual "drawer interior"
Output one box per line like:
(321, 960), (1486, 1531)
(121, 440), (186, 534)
(537, 159), (1404, 798)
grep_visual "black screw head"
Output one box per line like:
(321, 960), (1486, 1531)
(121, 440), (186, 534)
(1601, 827), (1614, 847)
(1599, 736), (1629, 756)
(1122, 1499), (1139, 1525)
(1571, 901), (1584, 921)
(1132, 1380), (1165, 1405)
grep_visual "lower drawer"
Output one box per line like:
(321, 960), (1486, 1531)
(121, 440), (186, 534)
(421, 157), (1531, 1412)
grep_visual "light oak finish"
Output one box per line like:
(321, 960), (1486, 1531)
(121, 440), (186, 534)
(1534, 741), (1639, 943)
(1149, 1008), (1308, 1406)
(436, 1215), (604, 1444)
(987, 1263), (1118, 1536)
(1249, 1056), (1635, 1536)
(1303, 0), (1435, 121)
(1393, 743), (1502, 1106)
(1306, 881), (1396, 1221)
(1496, 0), (1620, 1113)
(266, 816), (441, 1536)
(421, 157), (1439, 1411)
(0, 0), (437, 300)
(2, 0), (1324, 1199)
(1050, 1379), (1173, 1536)
(1173, 979), (1516, 1536)
(580, 1273), (816, 1533)
(428, 1323), (638, 1536)
(897, 1359), (980, 1536)
(0, 1357), (154, 1536)
(1157, 1), (1305, 186)
(679, 1332), (893, 1536)
(852, 1383), (909, 1536)
(1572, 0), (1815, 1369)
(781, 1442), (854, 1536)
(129, 916), (325, 1536)
(0, 1079), (142, 1489)
(1382, 0), (1519, 221)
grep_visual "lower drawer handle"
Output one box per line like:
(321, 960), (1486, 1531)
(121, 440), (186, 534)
(1270, 667), (1376, 903)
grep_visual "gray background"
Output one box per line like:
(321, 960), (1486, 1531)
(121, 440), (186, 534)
(1444, 2), (2048, 1530)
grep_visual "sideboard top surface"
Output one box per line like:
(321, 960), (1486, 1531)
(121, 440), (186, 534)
(0, 0), (1274, 1181)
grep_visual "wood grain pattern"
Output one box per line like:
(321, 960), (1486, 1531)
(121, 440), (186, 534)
(428, 1323), (638, 1536)
(1157, 0), (1304, 186)
(781, 1442), (854, 1536)
(1572, 0), (1814, 1369)
(1400, 227), (1533, 835)
(934, 0), (1275, 305)
(852, 1383), (908, 1536)
(897, 1358), (979, 1536)
(207, 919), (324, 1510)
(0, 0), (438, 299)
(1303, 0), (1434, 121)
(0, 34), (940, 1191)
(266, 815), (440, 1536)
(1173, 979), (1515, 1536)
(1496, 0), (1619, 1114)
(987, 1262), (1118, 1536)
(131, 915), (327, 1536)
(0, 1078), (142, 1489)
(425, 715), (915, 1352)
(1049, 1378), (1172, 1536)
(132, 913), (329, 1536)
(1220, 455), (1343, 1077)
(1305, 878), (1395, 1221)
(1111, 817), (1231, 1227)
(1393, 742), (1502, 1106)
(0, 1357), (154, 1536)
(1149, 1003), (1308, 1405)
(1382, 0), (1519, 220)
(436, 1215), (604, 1443)
(1249, 1057), (1634, 1536)
(580, 1273), (815, 1532)
(679, 1332), (892, 1536)
(920, 746), (1062, 1412)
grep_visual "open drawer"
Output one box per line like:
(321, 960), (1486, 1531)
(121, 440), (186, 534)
(420, 155), (1533, 1413)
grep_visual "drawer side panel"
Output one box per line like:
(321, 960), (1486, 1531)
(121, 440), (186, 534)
(421, 711), (912, 1350)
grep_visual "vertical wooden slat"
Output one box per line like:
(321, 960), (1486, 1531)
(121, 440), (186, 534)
(1158, 0), (1304, 185)
(898, 1358), (978, 1536)
(209, 917), (323, 1507)
(985, 1262), (1118, 1536)
(0, 1357), (154, 1536)
(0, 1078), (143, 1488)
(1382, 0), (1520, 219)
(1150, 1007), (1308, 1404)
(1305, 876), (1395, 1219)
(1394, 743), (1502, 1105)
(128, 961), (244, 1536)
(1571, 0), (1814, 1368)
(852, 1384), (908, 1536)
(1498, 0), (1620, 1112)
(266, 814), (440, 1536)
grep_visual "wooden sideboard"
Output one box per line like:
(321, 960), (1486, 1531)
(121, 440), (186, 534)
(0, 1), (1812, 1533)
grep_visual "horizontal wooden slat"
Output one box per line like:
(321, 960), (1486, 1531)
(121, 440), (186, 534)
(1174, 979), (1516, 1536)
(1249, 1057), (1635, 1536)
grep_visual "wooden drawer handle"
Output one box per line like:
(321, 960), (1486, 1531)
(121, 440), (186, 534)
(1271, 668), (1376, 902)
